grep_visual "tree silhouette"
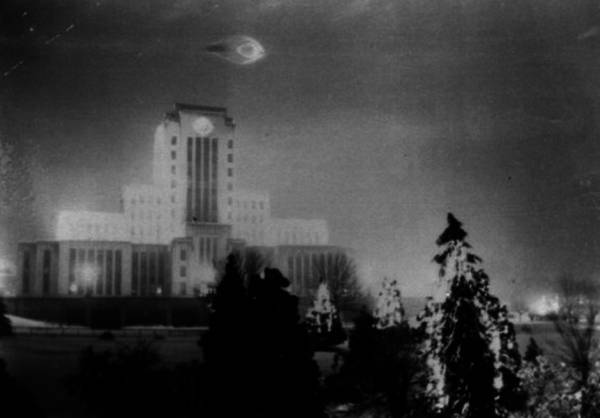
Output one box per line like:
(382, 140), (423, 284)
(0, 297), (12, 336)
(202, 253), (326, 418)
(524, 337), (543, 364)
(420, 213), (523, 417)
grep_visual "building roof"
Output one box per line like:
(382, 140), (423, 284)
(174, 103), (228, 114)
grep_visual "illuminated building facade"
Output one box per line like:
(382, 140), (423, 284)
(18, 103), (337, 297)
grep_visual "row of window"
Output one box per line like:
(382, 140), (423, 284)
(131, 249), (168, 296)
(67, 248), (123, 296)
(287, 252), (336, 296)
(234, 200), (266, 210)
(172, 136), (234, 150)
(130, 196), (161, 205)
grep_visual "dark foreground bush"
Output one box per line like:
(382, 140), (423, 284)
(325, 309), (428, 418)
(0, 358), (45, 417)
(66, 340), (208, 417)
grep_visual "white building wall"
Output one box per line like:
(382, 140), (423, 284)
(230, 189), (271, 245)
(56, 210), (128, 241)
(265, 218), (329, 246)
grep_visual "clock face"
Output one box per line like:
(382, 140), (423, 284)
(192, 117), (214, 136)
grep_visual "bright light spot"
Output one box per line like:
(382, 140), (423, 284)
(78, 264), (97, 285)
(69, 283), (78, 293)
(529, 294), (560, 316)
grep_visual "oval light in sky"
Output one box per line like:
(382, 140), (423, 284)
(206, 35), (266, 65)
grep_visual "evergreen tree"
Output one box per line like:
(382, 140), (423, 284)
(420, 213), (522, 417)
(373, 277), (406, 329)
(305, 281), (345, 346)
(0, 297), (12, 336)
(524, 337), (543, 364)
(202, 253), (326, 418)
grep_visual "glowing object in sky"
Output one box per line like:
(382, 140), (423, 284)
(206, 36), (266, 65)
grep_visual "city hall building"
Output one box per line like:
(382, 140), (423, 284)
(17, 104), (346, 300)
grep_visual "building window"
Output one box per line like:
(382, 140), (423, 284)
(228, 139), (233, 149)
(68, 249), (76, 294)
(180, 249), (187, 261)
(227, 153), (233, 163)
(179, 282), (187, 296)
(171, 195), (176, 203)
(171, 166), (176, 175)
(171, 150), (176, 160)
(171, 180), (176, 188)
(171, 136), (177, 145)
(228, 168), (233, 177)
(22, 251), (31, 295)
(180, 266), (187, 277)
(42, 249), (51, 295)
(228, 197), (233, 205)
(227, 212), (232, 220)
(227, 183), (233, 191)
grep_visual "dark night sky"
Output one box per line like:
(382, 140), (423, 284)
(2, 0), (600, 300)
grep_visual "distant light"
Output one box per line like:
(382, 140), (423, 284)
(69, 283), (78, 293)
(529, 294), (560, 316)
(156, 287), (162, 296)
(78, 264), (97, 284)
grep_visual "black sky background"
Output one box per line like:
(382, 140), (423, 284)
(2, 0), (600, 301)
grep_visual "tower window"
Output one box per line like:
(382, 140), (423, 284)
(180, 249), (187, 261)
(171, 151), (176, 160)
(171, 166), (176, 175)
(228, 168), (233, 177)
(228, 197), (233, 205)
(227, 183), (233, 191)
(228, 139), (233, 149)
(171, 180), (176, 188)
(227, 153), (233, 163)
(180, 266), (187, 277)
(171, 136), (177, 145)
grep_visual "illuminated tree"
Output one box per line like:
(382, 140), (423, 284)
(373, 277), (405, 329)
(420, 213), (523, 417)
(305, 281), (346, 347)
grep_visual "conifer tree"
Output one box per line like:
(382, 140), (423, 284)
(203, 253), (326, 418)
(373, 277), (405, 329)
(420, 213), (522, 418)
(524, 337), (543, 364)
(305, 281), (346, 346)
